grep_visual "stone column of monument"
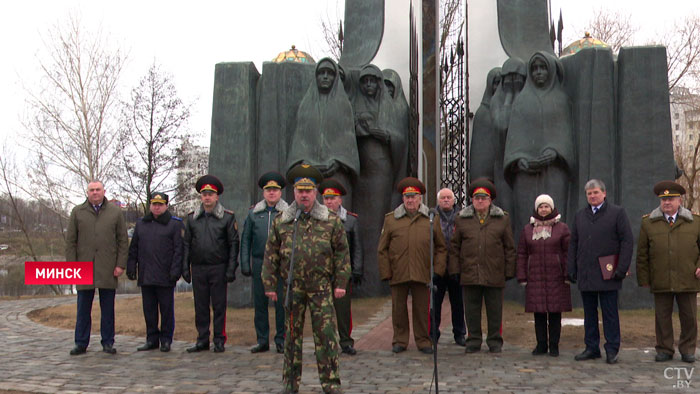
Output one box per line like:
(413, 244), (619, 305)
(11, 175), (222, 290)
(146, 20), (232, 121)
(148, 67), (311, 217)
(209, 62), (259, 307)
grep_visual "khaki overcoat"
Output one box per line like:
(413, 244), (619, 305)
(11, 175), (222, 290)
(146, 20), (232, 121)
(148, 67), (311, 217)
(637, 206), (700, 293)
(378, 203), (447, 285)
(448, 204), (516, 287)
(65, 198), (128, 290)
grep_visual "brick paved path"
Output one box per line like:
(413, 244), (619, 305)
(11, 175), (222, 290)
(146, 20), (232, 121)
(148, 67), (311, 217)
(0, 295), (695, 393)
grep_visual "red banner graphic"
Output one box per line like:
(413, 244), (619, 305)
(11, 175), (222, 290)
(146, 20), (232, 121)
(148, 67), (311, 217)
(25, 261), (93, 285)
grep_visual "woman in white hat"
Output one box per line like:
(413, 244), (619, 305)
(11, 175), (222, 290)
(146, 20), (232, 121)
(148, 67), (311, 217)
(516, 194), (572, 357)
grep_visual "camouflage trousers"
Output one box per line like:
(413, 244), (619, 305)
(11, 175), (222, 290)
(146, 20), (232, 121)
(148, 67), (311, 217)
(283, 286), (341, 393)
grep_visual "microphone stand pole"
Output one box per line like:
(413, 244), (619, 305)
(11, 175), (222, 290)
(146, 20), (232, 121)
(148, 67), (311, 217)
(429, 211), (439, 394)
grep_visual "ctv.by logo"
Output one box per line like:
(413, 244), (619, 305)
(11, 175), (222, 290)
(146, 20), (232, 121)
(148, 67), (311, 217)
(665, 366), (694, 389)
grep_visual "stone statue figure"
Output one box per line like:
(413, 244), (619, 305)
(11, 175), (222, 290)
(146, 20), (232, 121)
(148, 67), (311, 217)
(382, 68), (410, 208)
(489, 57), (526, 214)
(351, 64), (395, 296)
(504, 51), (574, 241)
(469, 67), (502, 181)
(286, 57), (360, 206)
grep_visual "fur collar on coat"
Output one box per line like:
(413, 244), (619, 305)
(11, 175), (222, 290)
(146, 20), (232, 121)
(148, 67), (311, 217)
(648, 206), (694, 222)
(393, 203), (430, 219)
(280, 201), (330, 223)
(458, 204), (506, 218)
(193, 202), (226, 220)
(252, 198), (289, 214)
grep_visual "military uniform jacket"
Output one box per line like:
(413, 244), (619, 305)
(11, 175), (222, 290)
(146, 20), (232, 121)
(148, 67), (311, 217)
(65, 198), (128, 290)
(183, 203), (239, 270)
(262, 201), (351, 293)
(378, 203), (447, 285)
(448, 204), (516, 287)
(127, 210), (184, 287)
(240, 199), (289, 275)
(637, 206), (700, 293)
(338, 205), (363, 277)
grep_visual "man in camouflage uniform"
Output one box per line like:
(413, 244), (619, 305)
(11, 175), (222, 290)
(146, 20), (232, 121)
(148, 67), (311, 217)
(262, 164), (351, 394)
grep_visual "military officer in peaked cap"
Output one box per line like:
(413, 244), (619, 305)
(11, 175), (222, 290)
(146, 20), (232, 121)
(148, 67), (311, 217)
(240, 171), (289, 354)
(378, 177), (447, 354)
(262, 163), (350, 394)
(319, 178), (364, 356)
(127, 192), (184, 352)
(182, 174), (240, 353)
(637, 180), (700, 363)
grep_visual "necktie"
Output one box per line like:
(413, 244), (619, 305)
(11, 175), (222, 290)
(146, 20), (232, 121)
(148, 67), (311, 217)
(669, 216), (674, 226)
(593, 207), (598, 214)
(93, 205), (100, 213)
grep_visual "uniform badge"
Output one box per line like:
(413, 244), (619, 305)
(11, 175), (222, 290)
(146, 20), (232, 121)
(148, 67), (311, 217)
(606, 263), (613, 272)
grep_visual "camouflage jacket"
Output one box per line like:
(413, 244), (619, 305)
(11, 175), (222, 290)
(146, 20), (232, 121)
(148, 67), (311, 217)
(262, 201), (351, 293)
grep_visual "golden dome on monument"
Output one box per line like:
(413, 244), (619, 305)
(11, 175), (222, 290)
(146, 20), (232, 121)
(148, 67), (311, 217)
(272, 45), (316, 64)
(561, 32), (610, 57)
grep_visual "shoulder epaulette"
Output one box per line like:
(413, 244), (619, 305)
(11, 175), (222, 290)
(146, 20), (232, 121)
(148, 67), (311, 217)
(642, 213), (650, 218)
(385, 212), (393, 217)
(171, 216), (183, 221)
(503, 210), (510, 216)
(224, 209), (235, 215)
(347, 211), (358, 217)
(249, 204), (255, 209)
(187, 210), (194, 216)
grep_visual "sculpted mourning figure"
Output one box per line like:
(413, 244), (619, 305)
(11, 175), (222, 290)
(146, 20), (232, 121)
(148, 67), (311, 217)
(286, 57), (359, 206)
(383, 68), (410, 207)
(504, 51), (574, 241)
(469, 67), (502, 180)
(490, 57), (526, 214)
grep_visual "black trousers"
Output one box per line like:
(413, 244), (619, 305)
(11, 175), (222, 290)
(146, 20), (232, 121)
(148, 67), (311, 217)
(75, 288), (115, 348)
(534, 312), (561, 349)
(141, 285), (175, 345)
(430, 274), (466, 342)
(192, 264), (228, 345)
(580, 290), (620, 355)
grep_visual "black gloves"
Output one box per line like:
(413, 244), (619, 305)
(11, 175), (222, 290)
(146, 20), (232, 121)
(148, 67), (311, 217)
(225, 268), (236, 283)
(126, 270), (136, 281)
(505, 275), (515, 281)
(169, 274), (180, 282)
(432, 274), (442, 283)
(612, 271), (626, 280)
(241, 267), (252, 277)
(449, 273), (460, 283)
(567, 274), (576, 284)
(182, 269), (191, 284)
(352, 273), (363, 286)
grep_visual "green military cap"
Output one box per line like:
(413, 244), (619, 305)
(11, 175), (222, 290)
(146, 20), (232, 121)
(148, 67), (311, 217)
(653, 180), (685, 198)
(318, 178), (347, 196)
(469, 177), (497, 199)
(149, 191), (169, 204)
(258, 171), (286, 190)
(396, 177), (426, 196)
(286, 163), (323, 190)
(195, 174), (224, 195)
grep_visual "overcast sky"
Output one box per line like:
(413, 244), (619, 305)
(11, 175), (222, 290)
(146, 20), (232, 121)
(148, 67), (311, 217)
(0, 0), (696, 151)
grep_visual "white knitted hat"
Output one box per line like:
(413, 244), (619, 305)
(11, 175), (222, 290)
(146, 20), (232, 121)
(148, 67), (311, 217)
(534, 194), (554, 210)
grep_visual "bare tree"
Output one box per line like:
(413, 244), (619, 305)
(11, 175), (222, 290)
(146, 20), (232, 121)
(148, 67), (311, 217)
(117, 62), (192, 212)
(582, 8), (637, 54)
(320, 16), (344, 61)
(663, 16), (700, 92)
(23, 14), (126, 197)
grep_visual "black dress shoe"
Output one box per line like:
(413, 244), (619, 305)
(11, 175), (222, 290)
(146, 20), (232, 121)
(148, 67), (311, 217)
(391, 345), (407, 353)
(655, 353), (673, 362)
(102, 344), (117, 354)
(455, 337), (466, 346)
(160, 342), (171, 352)
(489, 346), (502, 353)
(419, 347), (434, 354)
(681, 354), (696, 363)
(549, 346), (559, 357)
(465, 345), (480, 353)
(341, 345), (357, 355)
(186, 342), (210, 353)
(137, 341), (158, 351)
(251, 343), (270, 353)
(606, 352), (618, 364)
(276, 343), (284, 353)
(574, 349), (601, 361)
(532, 345), (548, 356)
(69, 346), (86, 355)
(213, 342), (225, 353)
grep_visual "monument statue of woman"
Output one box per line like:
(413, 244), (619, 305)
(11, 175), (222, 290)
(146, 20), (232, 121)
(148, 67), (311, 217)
(382, 68), (409, 208)
(504, 51), (574, 241)
(286, 57), (359, 206)
(489, 57), (526, 215)
(469, 67), (502, 181)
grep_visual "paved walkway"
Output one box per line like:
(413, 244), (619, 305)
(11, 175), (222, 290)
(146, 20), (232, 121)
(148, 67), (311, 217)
(0, 295), (696, 393)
